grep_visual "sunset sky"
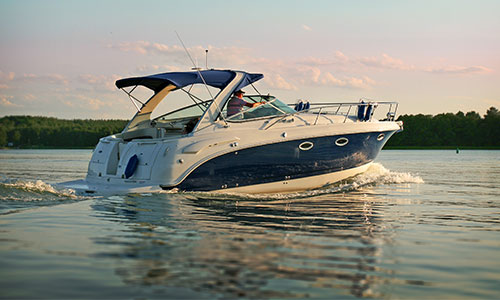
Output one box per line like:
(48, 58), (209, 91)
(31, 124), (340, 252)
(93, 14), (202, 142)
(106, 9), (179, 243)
(1, 0), (499, 119)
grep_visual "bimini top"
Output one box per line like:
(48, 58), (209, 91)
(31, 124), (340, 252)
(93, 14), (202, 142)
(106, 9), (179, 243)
(115, 70), (263, 93)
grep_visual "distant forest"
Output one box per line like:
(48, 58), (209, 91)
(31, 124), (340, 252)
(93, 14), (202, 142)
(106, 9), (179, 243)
(0, 116), (127, 148)
(385, 107), (499, 149)
(0, 107), (499, 149)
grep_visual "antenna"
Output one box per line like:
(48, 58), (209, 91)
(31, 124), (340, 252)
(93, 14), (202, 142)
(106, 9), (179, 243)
(205, 49), (208, 69)
(175, 31), (213, 98)
(175, 31), (227, 125)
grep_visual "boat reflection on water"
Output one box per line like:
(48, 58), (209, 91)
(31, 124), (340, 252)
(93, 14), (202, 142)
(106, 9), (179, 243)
(91, 189), (400, 298)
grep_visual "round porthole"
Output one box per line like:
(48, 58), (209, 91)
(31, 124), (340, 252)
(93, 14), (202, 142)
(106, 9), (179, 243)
(299, 141), (314, 151)
(377, 133), (385, 141)
(335, 137), (349, 147)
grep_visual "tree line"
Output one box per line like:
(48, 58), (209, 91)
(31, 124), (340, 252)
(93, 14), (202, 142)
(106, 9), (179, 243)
(0, 116), (127, 148)
(0, 107), (498, 149)
(385, 107), (500, 148)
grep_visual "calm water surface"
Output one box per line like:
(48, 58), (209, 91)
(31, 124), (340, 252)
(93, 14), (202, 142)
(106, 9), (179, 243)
(0, 149), (499, 299)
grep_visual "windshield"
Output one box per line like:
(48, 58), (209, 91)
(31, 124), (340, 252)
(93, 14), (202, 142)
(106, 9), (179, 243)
(153, 100), (212, 123)
(225, 95), (295, 121)
(152, 94), (295, 125)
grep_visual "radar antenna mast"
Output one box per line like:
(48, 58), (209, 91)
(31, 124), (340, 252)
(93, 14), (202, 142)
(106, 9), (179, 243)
(174, 31), (227, 126)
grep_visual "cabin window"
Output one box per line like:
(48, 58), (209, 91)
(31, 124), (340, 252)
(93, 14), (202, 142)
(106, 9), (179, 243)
(299, 141), (314, 151)
(335, 137), (349, 147)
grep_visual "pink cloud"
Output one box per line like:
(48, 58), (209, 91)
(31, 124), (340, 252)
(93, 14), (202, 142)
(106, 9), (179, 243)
(70, 94), (114, 111)
(295, 66), (375, 90)
(0, 71), (15, 81)
(108, 41), (493, 95)
(263, 73), (298, 90)
(425, 65), (492, 74)
(358, 53), (414, 71)
(16, 73), (69, 85)
(0, 95), (19, 107)
(78, 74), (120, 91)
(321, 72), (375, 89)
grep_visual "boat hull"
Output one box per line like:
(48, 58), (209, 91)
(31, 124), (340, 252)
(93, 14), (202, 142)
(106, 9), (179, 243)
(60, 127), (399, 195)
(216, 162), (372, 193)
(168, 130), (396, 193)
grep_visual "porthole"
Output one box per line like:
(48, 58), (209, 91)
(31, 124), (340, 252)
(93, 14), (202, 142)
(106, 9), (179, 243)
(299, 141), (314, 151)
(335, 137), (349, 147)
(377, 133), (385, 141)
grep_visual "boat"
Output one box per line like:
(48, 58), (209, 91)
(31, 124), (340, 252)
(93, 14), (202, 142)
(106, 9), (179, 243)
(60, 69), (403, 195)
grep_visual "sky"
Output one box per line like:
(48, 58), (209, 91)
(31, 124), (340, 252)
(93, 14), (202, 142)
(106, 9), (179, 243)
(1, 0), (499, 119)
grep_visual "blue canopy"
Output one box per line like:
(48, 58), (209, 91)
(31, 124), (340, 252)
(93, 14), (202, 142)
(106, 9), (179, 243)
(115, 70), (263, 93)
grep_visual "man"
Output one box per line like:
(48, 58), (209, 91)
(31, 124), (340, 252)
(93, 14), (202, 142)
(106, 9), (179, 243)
(226, 90), (263, 118)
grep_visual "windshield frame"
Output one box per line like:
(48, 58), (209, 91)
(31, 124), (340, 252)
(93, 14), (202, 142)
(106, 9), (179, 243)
(152, 99), (213, 122)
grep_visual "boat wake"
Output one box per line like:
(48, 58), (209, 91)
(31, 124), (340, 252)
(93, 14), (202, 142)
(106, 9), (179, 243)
(0, 163), (423, 210)
(354, 162), (424, 186)
(0, 179), (89, 215)
(2, 179), (75, 196)
(167, 163), (424, 200)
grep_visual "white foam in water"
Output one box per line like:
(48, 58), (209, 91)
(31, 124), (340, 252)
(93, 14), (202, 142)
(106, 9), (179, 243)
(0, 163), (422, 202)
(181, 163), (424, 200)
(1, 179), (78, 200)
(356, 163), (424, 185)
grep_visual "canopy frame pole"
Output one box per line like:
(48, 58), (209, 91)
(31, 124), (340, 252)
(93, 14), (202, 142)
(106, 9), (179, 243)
(250, 82), (262, 96)
(121, 86), (145, 112)
(180, 86), (209, 113)
(248, 82), (285, 113)
(185, 85), (210, 108)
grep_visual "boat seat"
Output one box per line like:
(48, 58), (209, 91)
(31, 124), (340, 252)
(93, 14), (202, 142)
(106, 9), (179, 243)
(121, 128), (156, 141)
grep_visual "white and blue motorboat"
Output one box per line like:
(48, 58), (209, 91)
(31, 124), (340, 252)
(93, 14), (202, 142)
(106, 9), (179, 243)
(61, 69), (403, 195)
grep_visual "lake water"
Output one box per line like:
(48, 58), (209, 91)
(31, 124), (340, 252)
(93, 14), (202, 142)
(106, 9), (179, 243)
(0, 149), (499, 299)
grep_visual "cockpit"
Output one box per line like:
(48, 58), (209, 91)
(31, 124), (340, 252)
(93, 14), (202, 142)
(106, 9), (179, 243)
(113, 70), (296, 140)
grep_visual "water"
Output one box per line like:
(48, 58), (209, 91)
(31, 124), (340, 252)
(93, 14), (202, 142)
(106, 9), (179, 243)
(0, 149), (498, 299)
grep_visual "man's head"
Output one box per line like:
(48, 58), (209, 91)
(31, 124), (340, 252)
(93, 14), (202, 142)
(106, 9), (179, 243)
(234, 90), (245, 97)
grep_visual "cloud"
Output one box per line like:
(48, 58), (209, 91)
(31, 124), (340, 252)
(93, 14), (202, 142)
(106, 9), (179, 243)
(0, 95), (20, 107)
(135, 64), (182, 73)
(110, 40), (152, 54)
(290, 65), (374, 89)
(24, 94), (36, 101)
(16, 73), (69, 85)
(298, 51), (493, 76)
(0, 71), (15, 89)
(296, 52), (414, 72)
(69, 94), (115, 111)
(0, 71), (15, 82)
(108, 41), (493, 94)
(292, 66), (375, 90)
(358, 53), (414, 71)
(264, 73), (298, 90)
(321, 72), (376, 89)
(425, 65), (492, 75)
(321, 72), (345, 86)
(78, 74), (121, 91)
(334, 51), (349, 63)
(109, 41), (256, 67)
(302, 24), (312, 31)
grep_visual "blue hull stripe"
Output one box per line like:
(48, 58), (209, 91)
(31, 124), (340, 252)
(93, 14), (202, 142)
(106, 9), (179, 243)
(174, 130), (396, 191)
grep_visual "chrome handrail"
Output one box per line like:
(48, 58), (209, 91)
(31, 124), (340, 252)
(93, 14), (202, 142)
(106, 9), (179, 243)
(290, 101), (399, 123)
